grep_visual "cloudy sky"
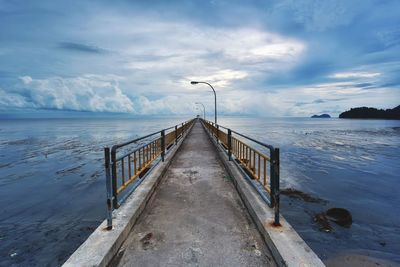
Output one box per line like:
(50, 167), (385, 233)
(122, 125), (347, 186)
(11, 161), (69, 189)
(0, 0), (399, 117)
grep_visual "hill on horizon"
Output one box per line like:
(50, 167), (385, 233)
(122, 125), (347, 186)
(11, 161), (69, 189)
(339, 105), (400, 119)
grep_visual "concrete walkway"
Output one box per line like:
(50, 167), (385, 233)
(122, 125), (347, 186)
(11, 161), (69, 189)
(110, 122), (276, 267)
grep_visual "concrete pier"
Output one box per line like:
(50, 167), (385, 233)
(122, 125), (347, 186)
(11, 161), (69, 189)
(64, 120), (325, 267)
(110, 122), (276, 266)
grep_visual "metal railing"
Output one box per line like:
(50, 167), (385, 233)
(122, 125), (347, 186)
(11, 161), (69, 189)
(104, 118), (196, 229)
(200, 119), (281, 225)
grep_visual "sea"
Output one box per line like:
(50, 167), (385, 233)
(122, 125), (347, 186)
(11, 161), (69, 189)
(0, 116), (399, 266)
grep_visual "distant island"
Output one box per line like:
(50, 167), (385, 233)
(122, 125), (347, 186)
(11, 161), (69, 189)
(339, 105), (400, 119)
(311, 114), (331, 118)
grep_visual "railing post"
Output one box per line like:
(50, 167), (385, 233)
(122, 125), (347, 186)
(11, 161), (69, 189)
(104, 147), (113, 230)
(272, 148), (280, 225)
(270, 149), (275, 208)
(228, 129), (232, 161)
(175, 125), (178, 144)
(216, 124), (219, 143)
(181, 123), (184, 136)
(161, 130), (165, 162)
(111, 148), (118, 208)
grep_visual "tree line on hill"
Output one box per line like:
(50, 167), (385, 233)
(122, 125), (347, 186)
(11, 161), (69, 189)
(339, 105), (400, 119)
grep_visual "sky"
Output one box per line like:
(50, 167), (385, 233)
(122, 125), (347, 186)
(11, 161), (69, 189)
(0, 0), (399, 117)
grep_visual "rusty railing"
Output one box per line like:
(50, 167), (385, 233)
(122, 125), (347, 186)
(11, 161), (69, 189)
(104, 118), (196, 229)
(200, 119), (280, 225)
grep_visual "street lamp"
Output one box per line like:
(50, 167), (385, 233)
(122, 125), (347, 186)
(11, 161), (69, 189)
(190, 81), (217, 124)
(195, 102), (206, 120)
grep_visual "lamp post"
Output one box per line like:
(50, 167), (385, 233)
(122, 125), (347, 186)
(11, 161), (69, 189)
(195, 102), (206, 120)
(191, 81), (217, 124)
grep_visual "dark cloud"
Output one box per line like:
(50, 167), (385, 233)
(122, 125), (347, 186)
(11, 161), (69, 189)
(130, 54), (179, 62)
(265, 59), (336, 87)
(58, 42), (108, 54)
(295, 98), (347, 107)
(354, 83), (374, 88)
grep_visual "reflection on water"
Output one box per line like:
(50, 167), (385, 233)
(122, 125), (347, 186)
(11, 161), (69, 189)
(219, 117), (400, 263)
(0, 116), (399, 265)
(0, 116), (192, 266)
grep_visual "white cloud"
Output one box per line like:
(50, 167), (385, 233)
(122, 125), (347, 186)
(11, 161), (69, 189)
(135, 95), (197, 115)
(1, 0), (399, 118)
(19, 76), (33, 84)
(186, 69), (249, 88)
(0, 75), (135, 112)
(95, 17), (305, 65)
(209, 28), (305, 64)
(1, 13), (309, 116)
(2, 74), (398, 117)
(88, 15), (305, 91)
(330, 71), (381, 79)
(0, 87), (34, 109)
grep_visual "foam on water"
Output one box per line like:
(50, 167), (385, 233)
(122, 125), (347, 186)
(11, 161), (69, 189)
(333, 155), (346, 160)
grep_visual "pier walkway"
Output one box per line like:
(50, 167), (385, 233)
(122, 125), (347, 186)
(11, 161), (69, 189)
(64, 118), (325, 267)
(110, 121), (276, 266)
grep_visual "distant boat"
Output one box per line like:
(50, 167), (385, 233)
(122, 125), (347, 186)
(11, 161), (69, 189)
(311, 114), (331, 118)
(339, 105), (400, 119)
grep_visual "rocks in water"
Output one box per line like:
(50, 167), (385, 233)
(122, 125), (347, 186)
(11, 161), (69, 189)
(314, 208), (352, 232)
(311, 114), (331, 118)
(326, 208), (352, 228)
(314, 213), (333, 232)
(280, 188), (327, 204)
(280, 188), (352, 232)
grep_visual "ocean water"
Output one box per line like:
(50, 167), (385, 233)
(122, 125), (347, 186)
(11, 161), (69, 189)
(0, 116), (399, 266)
(218, 117), (400, 264)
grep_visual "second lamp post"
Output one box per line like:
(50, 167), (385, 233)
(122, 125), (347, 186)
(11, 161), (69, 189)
(190, 81), (217, 124)
(195, 102), (206, 120)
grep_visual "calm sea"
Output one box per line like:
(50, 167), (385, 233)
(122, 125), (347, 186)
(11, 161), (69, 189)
(0, 116), (399, 266)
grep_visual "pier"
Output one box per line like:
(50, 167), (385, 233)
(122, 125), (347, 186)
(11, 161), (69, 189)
(64, 119), (325, 267)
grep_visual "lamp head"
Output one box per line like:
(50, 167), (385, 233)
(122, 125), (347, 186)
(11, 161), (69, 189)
(190, 81), (199, 85)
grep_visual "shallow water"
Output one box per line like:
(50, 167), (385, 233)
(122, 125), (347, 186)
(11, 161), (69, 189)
(0, 116), (192, 266)
(218, 117), (400, 263)
(0, 116), (399, 265)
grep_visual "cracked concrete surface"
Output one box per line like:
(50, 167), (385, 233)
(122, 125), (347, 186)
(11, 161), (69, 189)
(110, 121), (276, 267)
